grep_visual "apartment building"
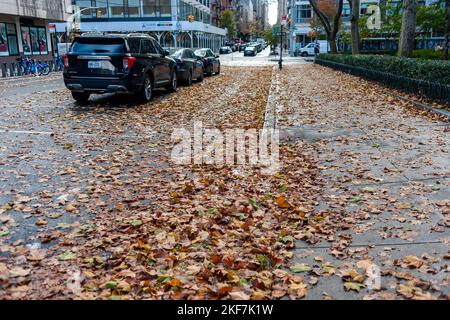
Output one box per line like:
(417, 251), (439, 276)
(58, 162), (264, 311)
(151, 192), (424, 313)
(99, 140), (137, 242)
(0, 0), (71, 64)
(53, 0), (227, 51)
(285, 0), (443, 55)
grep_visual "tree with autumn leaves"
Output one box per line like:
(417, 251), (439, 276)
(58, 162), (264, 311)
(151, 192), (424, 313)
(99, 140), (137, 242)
(308, 0), (343, 54)
(309, 0), (450, 58)
(308, 0), (360, 54)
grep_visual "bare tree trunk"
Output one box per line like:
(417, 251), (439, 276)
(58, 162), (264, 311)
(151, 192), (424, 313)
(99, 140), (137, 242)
(398, 0), (419, 57)
(328, 33), (338, 53)
(348, 0), (361, 54)
(445, 0), (450, 60)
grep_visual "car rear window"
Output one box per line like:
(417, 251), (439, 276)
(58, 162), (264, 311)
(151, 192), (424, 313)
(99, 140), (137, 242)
(195, 49), (207, 57)
(71, 37), (127, 54)
(171, 49), (183, 59)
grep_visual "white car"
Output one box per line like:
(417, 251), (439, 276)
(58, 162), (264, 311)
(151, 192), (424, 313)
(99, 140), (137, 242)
(298, 43), (317, 56)
(244, 46), (258, 56)
(297, 41), (329, 56)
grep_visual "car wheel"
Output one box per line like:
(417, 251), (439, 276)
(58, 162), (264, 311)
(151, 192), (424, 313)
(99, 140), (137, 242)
(186, 70), (192, 86)
(301, 52), (308, 57)
(215, 63), (220, 75)
(206, 65), (213, 76)
(197, 68), (204, 81)
(139, 74), (153, 102)
(71, 92), (90, 103)
(166, 70), (177, 92)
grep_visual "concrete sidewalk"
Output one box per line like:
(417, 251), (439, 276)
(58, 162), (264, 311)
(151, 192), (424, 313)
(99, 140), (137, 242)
(271, 64), (450, 299)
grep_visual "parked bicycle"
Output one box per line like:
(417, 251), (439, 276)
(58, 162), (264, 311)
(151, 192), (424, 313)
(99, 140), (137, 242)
(15, 56), (50, 76)
(55, 56), (64, 71)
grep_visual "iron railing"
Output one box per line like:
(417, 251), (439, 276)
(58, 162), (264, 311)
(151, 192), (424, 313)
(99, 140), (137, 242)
(315, 58), (450, 104)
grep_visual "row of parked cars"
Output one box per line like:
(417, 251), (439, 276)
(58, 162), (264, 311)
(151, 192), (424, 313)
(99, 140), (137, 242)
(219, 41), (266, 57)
(63, 33), (220, 103)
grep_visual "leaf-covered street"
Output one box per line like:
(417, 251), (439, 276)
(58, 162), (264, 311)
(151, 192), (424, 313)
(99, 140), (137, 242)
(0, 62), (448, 300)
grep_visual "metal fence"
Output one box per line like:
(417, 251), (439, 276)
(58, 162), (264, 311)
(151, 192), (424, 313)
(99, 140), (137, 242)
(315, 58), (450, 104)
(0, 58), (64, 78)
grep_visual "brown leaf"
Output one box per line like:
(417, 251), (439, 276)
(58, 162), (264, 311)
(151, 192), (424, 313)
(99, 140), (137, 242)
(276, 196), (291, 209)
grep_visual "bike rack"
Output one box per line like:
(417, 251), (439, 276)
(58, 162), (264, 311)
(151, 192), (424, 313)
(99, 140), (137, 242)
(1, 63), (7, 78)
(0, 58), (62, 78)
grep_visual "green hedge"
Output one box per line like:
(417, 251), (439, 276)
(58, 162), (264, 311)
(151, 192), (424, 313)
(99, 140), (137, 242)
(411, 49), (444, 60)
(316, 53), (450, 86)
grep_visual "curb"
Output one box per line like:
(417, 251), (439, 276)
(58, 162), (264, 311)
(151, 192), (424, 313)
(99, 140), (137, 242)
(263, 66), (279, 129)
(396, 95), (450, 121)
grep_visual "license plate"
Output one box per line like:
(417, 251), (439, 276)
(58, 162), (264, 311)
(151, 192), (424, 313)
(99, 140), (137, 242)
(88, 61), (102, 69)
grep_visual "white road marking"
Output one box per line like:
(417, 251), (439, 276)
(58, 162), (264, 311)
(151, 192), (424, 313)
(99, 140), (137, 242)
(0, 129), (158, 139)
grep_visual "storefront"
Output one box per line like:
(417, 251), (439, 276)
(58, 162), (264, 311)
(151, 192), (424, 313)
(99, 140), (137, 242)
(0, 15), (53, 64)
(0, 0), (70, 74)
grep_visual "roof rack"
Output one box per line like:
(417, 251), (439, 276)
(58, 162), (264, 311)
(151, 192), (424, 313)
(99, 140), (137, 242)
(80, 31), (106, 37)
(126, 33), (155, 39)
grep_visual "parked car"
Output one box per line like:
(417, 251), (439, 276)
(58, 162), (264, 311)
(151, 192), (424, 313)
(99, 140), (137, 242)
(219, 46), (232, 54)
(297, 41), (329, 56)
(170, 48), (204, 85)
(244, 45), (258, 56)
(249, 42), (262, 52)
(256, 38), (267, 49)
(63, 34), (177, 103)
(225, 42), (237, 52)
(194, 48), (220, 76)
(238, 43), (248, 52)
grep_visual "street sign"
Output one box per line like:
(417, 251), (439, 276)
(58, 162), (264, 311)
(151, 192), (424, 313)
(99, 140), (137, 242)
(281, 15), (287, 26)
(273, 26), (279, 34)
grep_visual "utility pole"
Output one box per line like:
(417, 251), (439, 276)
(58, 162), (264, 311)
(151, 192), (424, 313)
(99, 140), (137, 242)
(279, 15), (286, 70)
(188, 15), (194, 48)
(279, 24), (283, 70)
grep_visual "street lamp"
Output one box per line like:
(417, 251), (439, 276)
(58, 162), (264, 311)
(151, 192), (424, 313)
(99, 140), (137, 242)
(65, 6), (100, 51)
(188, 15), (194, 48)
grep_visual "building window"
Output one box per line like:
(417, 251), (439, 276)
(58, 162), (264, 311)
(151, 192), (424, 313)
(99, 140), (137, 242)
(128, 0), (141, 17)
(295, 4), (311, 23)
(75, 0), (95, 18)
(0, 23), (19, 56)
(38, 28), (48, 54)
(95, 0), (109, 18)
(21, 26), (48, 55)
(76, 0), (174, 20)
(143, 0), (157, 17)
(160, 0), (171, 17)
(21, 26), (31, 55)
(109, 0), (126, 17)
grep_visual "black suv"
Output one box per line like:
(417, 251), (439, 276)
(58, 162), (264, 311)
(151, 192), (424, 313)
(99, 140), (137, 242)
(63, 34), (177, 102)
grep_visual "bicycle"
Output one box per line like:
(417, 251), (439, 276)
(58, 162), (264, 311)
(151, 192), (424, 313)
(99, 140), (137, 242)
(55, 56), (64, 71)
(16, 56), (50, 76)
(16, 56), (33, 75)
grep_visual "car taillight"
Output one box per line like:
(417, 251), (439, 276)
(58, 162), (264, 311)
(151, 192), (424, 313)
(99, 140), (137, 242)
(62, 54), (69, 68)
(123, 56), (136, 69)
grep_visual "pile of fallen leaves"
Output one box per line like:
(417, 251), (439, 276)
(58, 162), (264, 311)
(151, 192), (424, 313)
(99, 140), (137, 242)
(0, 66), (323, 299)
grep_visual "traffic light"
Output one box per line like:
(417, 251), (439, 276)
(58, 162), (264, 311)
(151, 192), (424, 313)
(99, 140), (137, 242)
(287, 18), (292, 28)
(188, 15), (194, 23)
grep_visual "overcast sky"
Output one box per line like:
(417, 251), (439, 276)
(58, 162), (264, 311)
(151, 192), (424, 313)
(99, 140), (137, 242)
(268, 0), (278, 26)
